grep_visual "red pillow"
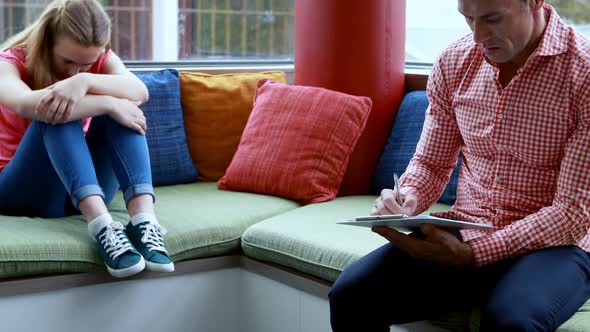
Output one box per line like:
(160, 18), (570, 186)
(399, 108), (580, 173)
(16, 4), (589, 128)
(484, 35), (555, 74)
(217, 79), (372, 204)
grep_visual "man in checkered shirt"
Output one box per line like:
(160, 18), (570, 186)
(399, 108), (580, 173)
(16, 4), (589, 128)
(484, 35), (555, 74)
(330, 0), (590, 331)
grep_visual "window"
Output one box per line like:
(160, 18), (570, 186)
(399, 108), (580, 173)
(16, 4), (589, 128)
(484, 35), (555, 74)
(178, 0), (294, 61)
(1, 1), (588, 66)
(407, 0), (590, 65)
(103, 0), (153, 60)
(552, 0), (590, 38)
(0, 0), (294, 63)
(406, 0), (470, 65)
(0, 0), (48, 42)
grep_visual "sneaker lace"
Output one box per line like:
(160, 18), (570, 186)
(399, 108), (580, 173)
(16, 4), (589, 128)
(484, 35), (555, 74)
(140, 222), (168, 253)
(99, 222), (133, 260)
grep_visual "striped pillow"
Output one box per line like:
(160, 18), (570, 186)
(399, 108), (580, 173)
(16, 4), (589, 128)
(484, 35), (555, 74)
(218, 80), (372, 205)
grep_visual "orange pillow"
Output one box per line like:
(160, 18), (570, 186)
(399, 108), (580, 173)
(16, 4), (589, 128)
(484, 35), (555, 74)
(217, 80), (372, 205)
(179, 71), (286, 181)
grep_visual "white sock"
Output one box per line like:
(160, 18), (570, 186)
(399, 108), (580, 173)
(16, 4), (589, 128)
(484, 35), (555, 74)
(131, 212), (158, 226)
(88, 213), (114, 238)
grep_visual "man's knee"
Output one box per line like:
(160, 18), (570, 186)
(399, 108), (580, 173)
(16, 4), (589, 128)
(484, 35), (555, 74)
(329, 267), (359, 309)
(480, 304), (545, 332)
(329, 266), (393, 332)
(329, 269), (358, 331)
(329, 260), (382, 321)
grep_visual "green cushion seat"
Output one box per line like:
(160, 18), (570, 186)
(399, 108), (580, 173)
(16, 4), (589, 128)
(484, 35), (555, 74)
(240, 195), (590, 331)
(241, 195), (450, 282)
(0, 214), (104, 278)
(0, 182), (298, 279)
(429, 300), (590, 332)
(1, 184), (588, 331)
(557, 301), (590, 332)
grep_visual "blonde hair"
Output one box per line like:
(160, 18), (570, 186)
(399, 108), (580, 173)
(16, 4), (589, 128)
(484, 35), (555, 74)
(1, 0), (111, 90)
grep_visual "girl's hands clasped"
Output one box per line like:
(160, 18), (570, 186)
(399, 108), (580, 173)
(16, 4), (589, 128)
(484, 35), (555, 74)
(108, 97), (147, 135)
(35, 74), (89, 124)
(32, 72), (146, 135)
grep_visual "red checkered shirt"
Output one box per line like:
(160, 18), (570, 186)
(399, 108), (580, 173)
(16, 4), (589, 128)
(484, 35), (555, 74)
(400, 4), (590, 267)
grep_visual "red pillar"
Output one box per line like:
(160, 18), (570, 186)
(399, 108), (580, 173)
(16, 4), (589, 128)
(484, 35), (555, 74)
(294, 0), (406, 195)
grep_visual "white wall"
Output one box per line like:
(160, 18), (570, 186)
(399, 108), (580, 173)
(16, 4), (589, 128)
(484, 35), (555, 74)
(0, 266), (449, 332)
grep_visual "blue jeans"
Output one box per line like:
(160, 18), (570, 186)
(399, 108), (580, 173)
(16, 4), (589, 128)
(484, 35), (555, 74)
(329, 230), (590, 332)
(0, 116), (155, 218)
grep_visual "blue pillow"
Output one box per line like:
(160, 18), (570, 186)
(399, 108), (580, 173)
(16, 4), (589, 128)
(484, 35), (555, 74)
(135, 69), (198, 186)
(371, 91), (460, 205)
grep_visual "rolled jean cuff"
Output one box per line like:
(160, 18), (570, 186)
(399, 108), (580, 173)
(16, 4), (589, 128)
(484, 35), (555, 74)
(123, 183), (156, 207)
(71, 185), (105, 208)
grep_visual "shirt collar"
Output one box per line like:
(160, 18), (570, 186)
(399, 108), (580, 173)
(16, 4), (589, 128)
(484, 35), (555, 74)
(535, 3), (569, 57)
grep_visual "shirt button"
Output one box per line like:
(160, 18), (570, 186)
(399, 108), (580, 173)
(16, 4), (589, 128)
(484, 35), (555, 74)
(498, 113), (504, 120)
(495, 176), (502, 183)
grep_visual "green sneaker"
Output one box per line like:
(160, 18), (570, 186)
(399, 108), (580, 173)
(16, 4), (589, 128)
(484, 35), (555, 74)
(94, 221), (145, 278)
(125, 220), (174, 272)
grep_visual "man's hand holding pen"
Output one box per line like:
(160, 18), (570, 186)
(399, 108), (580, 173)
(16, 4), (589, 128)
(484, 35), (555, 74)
(370, 173), (475, 268)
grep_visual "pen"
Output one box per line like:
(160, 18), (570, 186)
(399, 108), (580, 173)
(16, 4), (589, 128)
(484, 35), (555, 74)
(393, 173), (403, 206)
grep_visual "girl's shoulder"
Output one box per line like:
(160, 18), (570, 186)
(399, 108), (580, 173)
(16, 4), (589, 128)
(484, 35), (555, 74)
(0, 47), (28, 79)
(88, 49), (113, 75)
